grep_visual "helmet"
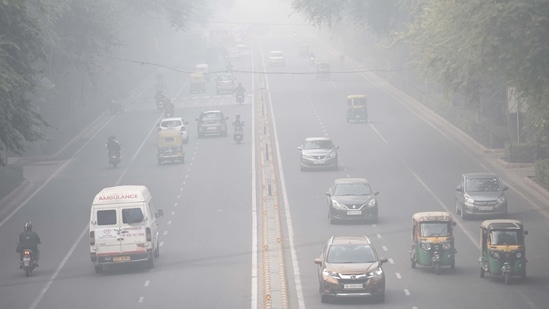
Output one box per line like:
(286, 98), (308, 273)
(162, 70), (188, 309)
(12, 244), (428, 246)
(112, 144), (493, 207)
(24, 222), (32, 231)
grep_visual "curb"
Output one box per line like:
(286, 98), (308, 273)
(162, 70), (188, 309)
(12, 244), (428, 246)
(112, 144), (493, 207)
(524, 176), (549, 201)
(0, 179), (30, 209)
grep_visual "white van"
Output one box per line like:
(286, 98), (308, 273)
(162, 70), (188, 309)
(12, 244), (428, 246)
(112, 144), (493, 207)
(89, 185), (163, 273)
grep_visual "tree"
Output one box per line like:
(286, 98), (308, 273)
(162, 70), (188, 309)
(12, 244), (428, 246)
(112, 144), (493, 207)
(0, 0), (47, 154)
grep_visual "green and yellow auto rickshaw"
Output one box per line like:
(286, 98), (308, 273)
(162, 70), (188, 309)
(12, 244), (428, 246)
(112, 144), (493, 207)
(190, 72), (206, 94)
(157, 129), (184, 165)
(316, 62), (330, 80)
(346, 95), (368, 123)
(409, 211), (457, 275)
(479, 219), (528, 284)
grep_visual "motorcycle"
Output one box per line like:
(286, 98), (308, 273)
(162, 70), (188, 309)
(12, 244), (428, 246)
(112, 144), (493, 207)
(108, 150), (121, 167)
(233, 122), (244, 143)
(20, 248), (36, 277)
(236, 92), (244, 104)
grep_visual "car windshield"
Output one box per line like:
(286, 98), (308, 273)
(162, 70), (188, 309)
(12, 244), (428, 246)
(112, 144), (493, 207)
(201, 113), (223, 121)
(327, 245), (376, 263)
(333, 183), (372, 196)
(161, 120), (182, 128)
(466, 177), (501, 192)
(420, 222), (450, 237)
(350, 98), (366, 106)
(303, 140), (334, 150)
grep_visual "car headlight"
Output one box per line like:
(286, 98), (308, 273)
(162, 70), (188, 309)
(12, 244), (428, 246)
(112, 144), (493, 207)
(442, 242), (452, 250)
(367, 267), (383, 278)
(302, 153), (314, 159)
(368, 199), (377, 207)
(326, 151), (336, 159)
(322, 268), (339, 279)
(332, 200), (346, 210)
(420, 242), (431, 251)
(516, 252), (522, 258)
(497, 196), (506, 204)
(464, 194), (475, 206)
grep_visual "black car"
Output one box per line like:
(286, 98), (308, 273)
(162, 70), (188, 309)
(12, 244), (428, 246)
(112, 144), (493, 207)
(455, 173), (508, 220)
(326, 178), (379, 224)
(196, 110), (228, 137)
(298, 137), (339, 171)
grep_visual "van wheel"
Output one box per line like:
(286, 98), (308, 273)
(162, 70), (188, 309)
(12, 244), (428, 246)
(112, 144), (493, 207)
(94, 265), (103, 273)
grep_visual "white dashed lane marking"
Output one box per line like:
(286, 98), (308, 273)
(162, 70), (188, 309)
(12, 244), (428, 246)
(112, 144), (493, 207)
(167, 220), (172, 225)
(160, 241), (164, 247)
(144, 280), (150, 287)
(396, 273), (402, 279)
(138, 296), (144, 303)
(404, 289), (411, 296)
(382, 245), (388, 251)
(388, 258), (395, 264)
(163, 231), (168, 235)
(376, 233), (382, 238)
(171, 211), (175, 215)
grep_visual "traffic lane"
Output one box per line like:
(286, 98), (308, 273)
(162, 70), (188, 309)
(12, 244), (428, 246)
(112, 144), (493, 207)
(0, 108), (162, 308)
(266, 59), (544, 306)
(137, 105), (254, 308)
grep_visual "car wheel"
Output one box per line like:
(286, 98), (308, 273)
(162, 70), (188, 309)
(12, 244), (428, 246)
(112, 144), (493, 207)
(480, 266), (485, 278)
(374, 293), (385, 303)
(411, 259), (416, 268)
(94, 265), (103, 274)
(450, 259), (455, 269)
(455, 200), (461, 215)
(320, 294), (329, 304)
(460, 206), (468, 220)
(147, 255), (155, 269)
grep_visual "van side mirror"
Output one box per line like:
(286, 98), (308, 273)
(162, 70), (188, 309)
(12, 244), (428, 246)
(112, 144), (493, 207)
(524, 230), (528, 236)
(156, 209), (164, 218)
(456, 185), (463, 192)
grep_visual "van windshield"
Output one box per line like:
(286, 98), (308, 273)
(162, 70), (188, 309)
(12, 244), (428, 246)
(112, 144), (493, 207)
(122, 208), (144, 224)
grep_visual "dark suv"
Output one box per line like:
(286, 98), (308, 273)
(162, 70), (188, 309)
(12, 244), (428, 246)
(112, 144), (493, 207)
(314, 236), (387, 303)
(196, 110), (228, 137)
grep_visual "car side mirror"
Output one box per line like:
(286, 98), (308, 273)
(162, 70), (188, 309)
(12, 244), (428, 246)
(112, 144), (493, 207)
(314, 257), (322, 265)
(156, 209), (164, 218)
(374, 191), (380, 196)
(379, 257), (388, 265)
(456, 186), (463, 192)
(297, 146), (302, 151)
(324, 192), (330, 196)
(524, 230), (528, 236)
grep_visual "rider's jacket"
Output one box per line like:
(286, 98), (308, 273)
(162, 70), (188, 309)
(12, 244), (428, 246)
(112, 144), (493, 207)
(19, 231), (41, 250)
(107, 140), (121, 152)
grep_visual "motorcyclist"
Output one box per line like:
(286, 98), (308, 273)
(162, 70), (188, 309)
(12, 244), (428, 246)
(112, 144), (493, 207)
(233, 114), (243, 128)
(164, 99), (175, 116)
(106, 135), (121, 157)
(18, 222), (41, 266)
(235, 83), (245, 96)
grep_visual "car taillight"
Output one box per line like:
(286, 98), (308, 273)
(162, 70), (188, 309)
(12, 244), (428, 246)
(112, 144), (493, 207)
(90, 231), (95, 246)
(24, 250), (31, 256)
(146, 227), (151, 242)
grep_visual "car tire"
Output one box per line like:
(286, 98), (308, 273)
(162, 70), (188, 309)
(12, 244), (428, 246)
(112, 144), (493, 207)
(329, 212), (336, 225)
(460, 206), (468, 220)
(480, 266), (485, 278)
(320, 294), (329, 304)
(94, 265), (103, 274)
(147, 255), (155, 269)
(455, 200), (460, 215)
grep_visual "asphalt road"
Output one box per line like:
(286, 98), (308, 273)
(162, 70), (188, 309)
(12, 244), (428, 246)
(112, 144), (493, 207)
(1, 19), (549, 309)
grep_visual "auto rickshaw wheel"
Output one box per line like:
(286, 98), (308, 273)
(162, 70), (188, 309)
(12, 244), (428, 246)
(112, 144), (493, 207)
(480, 267), (485, 278)
(450, 259), (455, 269)
(521, 268), (526, 279)
(411, 259), (416, 268)
(435, 263), (441, 275)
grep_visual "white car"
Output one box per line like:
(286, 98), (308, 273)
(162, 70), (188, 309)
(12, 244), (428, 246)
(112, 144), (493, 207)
(158, 117), (189, 143)
(269, 51), (285, 66)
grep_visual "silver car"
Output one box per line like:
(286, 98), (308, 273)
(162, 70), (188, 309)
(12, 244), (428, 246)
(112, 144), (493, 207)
(298, 137), (339, 171)
(455, 173), (508, 220)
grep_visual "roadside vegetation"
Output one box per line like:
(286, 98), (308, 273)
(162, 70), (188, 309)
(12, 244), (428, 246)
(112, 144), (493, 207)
(293, 0), (549, 187)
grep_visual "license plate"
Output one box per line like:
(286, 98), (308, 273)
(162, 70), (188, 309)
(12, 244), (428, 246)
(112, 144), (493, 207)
(313, 160), (325, 165)
(478, 206), (493, 211)
(207, 127), (217, 131)
(344, 283), (363, 289)
(113, 256), (130, 262)
(347, 210), (362, 215)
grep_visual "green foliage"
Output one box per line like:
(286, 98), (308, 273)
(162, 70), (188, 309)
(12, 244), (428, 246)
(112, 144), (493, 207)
(0, 0), (47, 154)
(535, 159), (549, 189)
(292, 0), (402, 36)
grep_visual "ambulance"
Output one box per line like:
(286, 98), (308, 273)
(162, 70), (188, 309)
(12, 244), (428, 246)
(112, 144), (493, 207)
(89, 185), (163, 273)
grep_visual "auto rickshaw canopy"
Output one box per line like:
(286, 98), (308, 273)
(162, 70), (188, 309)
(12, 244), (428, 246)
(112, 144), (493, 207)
(480, 219), (524, 231)
(157, 129), (183, 148)
(347, 95), (367, 107)
(190, 72), (205, 82)
(412, 211), (454, 223)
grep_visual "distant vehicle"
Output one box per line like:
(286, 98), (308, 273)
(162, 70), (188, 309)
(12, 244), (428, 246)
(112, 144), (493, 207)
(237, 44), (249, 56)
(196, 110), (229, 138)
(269, 51), (285, 66)
(215, 73), (236, 94)
(195, 64), (209, 81)
(158, 117), (189, 144)
(297, 137), (339, 171)
(455, 173), (508, 219)
(325, 178), (380, 224)
(314, 235), (387, 303)
(226, 46), (240, 59)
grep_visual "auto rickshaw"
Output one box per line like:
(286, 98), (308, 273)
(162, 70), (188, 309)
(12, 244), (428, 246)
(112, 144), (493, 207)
(346, 94), (368, 122)
(190, 72), (206, 94)
(316, 62), (330, 80)
(299, 44), (310, 58)
(409, 211), (457, 275)
(157, 129), (184, 165)
(479, 219), (528, 284)
(195, 64), (209, 81)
